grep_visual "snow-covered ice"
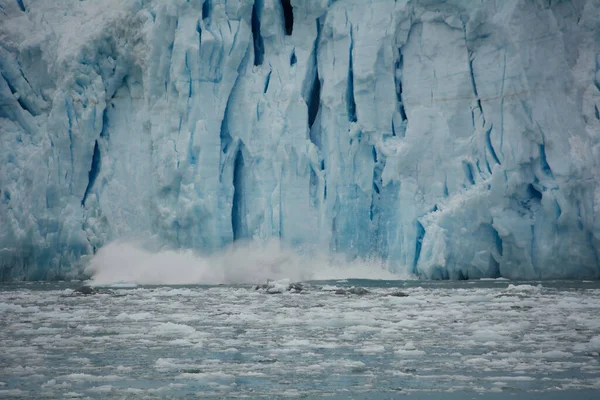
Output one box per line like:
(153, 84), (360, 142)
(1, 0), (600, 280)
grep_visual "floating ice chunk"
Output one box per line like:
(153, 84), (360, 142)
(59, 374), (122, 382)
(534, 350), (573, 359)
(41, 379), (71, 389)
(154, 358), (179, 371)
(355, 344), (386, 353)
(577, 335), (600, 352)
(0, 390), (26, 397)
(123, 388), (144, 394)
(505, 284), (542, 293)
(150, 322), (197, 337)
(0, 304), (40, 313)
(63, 392), (85, 398)
(87, 385), (114, 392)
(394, 342), (425, 356)
(282, 339), (311, 347)
(115, 312), (152, 321)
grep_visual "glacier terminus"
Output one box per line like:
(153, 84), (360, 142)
(1, 0), (600, 280)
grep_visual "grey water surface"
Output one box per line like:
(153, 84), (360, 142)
(1, 280), (599, 399)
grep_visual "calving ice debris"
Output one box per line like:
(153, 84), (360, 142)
(1, 0), (600, 280)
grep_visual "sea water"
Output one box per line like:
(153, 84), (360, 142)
(1, 280), (599, 399)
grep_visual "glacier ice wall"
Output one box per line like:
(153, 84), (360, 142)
(1, 0), (600, 280)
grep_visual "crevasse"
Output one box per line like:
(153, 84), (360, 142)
(1, 0), (600, 280)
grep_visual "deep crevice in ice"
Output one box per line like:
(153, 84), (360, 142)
(15, 0), (25, 12)
(484, 157), (492, 175)
(219, 44), (249, 163)
(290, 49), (296, 66)
(219, 116), (232, 179)
(414, 220), (425, 272)
(263, 68), (272, 93)
(370, 146), (382, 222)
(464, 24), (501, 171)
(307, 70), (321, 130)
(280, 0), (293, 36)
(306, 19), (322, 149)
(81, 141), (101, 206)
(185, 53), (193, 97)
(202, 0), (211, 21)
(527, 183), (543, 202)
(309, 166), (318, 207)
(554, 199), (562, 219)
(65, 99), (75, 191)
(99, 108), (109, 138)
(395, 51), (407, 121)
(164, 47), (173, 91)
(513, 183), (542, 218)
(16, 92), (34, 116)
(539, 144), (553, 177)
(232, 147), (246, 240)
(346, 26), (357, 123)
(3, 71), (35, 116)
(251, 0), (264, 66)
(188, 132), (197, 165)
(490, 222), (504, 257)
(485, 124), (500, 165)
(463, 25), (483, 118)
(497, 51), (507, 161)
(196, 21), (202, 52)
(443, 175), (449, 197)
(462, 160), (475, 186)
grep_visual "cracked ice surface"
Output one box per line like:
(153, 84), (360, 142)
(1, 0), (600, 280)
(1, 281), (600, 398)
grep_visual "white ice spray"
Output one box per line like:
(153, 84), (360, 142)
(85, 240), (409, 285)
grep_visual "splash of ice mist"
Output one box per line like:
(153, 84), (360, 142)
(85, 240), (408, 285)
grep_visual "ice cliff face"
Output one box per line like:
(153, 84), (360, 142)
(1, 0), (600, 280)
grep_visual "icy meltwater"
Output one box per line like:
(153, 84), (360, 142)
(1, 280), (600, 399)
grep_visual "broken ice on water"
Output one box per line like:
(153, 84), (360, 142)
(1, 0), (600, 281)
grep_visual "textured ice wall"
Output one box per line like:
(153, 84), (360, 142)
(1, 0), (600, 280)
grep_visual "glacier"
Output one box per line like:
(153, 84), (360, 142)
(1, 0), (600, 281)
